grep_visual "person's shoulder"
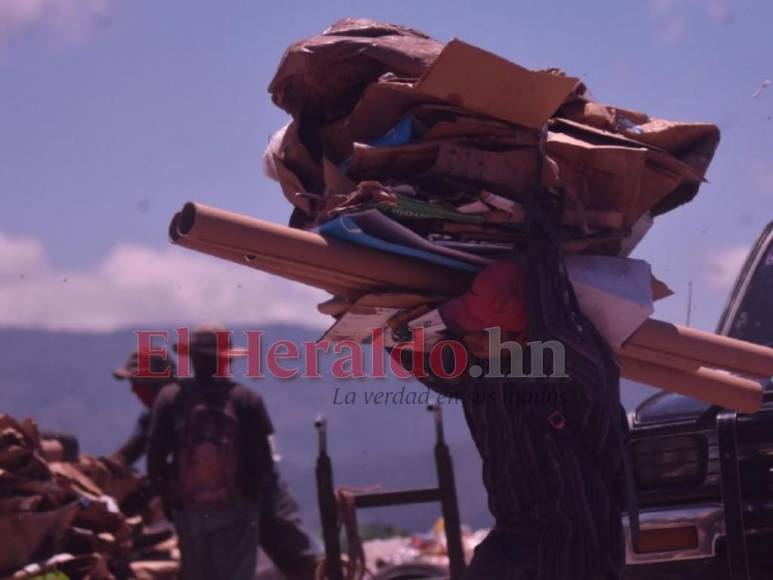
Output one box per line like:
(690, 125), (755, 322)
(228, 382), (263, 404)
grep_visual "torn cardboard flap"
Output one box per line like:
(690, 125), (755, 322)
(546, 131), (648, 227)
(323, 157), (356, 197)
(554, 109), (720, 215)
(604, 108), (721, 179)
(320, 78), (431, 162)
(550, 119), (706, 224)
(318, 291), (444, 343)
(553, 118), (704, 183)
(651, 273), (673, 301)
(415, 39), (579, 129)
(320, 305), (402, 343)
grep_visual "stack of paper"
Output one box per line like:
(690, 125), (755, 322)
(266, 18), (719, 262)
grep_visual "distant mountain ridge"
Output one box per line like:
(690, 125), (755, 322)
(0, 326), (656, 533)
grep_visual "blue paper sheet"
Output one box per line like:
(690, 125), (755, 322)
(369, 116), (413, 148)
(318, 215), (482, 273)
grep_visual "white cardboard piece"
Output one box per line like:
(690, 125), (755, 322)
(565, 255), (654, 347)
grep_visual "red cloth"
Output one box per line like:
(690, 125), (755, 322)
(440, 260), (528, 333)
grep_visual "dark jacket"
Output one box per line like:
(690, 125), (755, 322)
(146, 378), (274, 512)
(399, 236), (628, 579)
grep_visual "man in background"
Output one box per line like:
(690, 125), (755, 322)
(112, 350), (177, 466)
(114, 329), (319, 579)
(146, 325), (271, 579)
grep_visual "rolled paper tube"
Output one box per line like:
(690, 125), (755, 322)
(182, 240), (365, 298)
(616, 344), (702, 374)
(618, 355), (763, 414)
(178, 235), (378, 296)
(171, 214), (371, 297)
(617, 343), (770, 381)
(175, 202), (475, 297)
(239, 250), (383, 292)
(627, 319), (773, 380)
(170, 205), (773, 412)
(171, 234), (364, 298)
(177, 229), (424, 295)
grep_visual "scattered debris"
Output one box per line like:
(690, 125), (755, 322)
(0, 413), (178, 579)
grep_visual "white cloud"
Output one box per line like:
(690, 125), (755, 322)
(705, 0), (732, 25)
(705, 245), (749, 292)
(0, 231), (330, 332)
(648, 0), (733, 44)
(0, 0), (108, 51)
(0, 231), (48, 276)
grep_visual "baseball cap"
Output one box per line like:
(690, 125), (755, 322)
(113, 350), (176, 381)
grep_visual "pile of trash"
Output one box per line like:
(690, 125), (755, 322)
(172, 20), (771, 411)
(260, 20), (735, 364)
(265, 18), (719, 261)
(363, 519), (489, 572)
(0, 414), (178, 580)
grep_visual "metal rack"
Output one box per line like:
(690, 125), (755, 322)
(314, 404), (466, 579)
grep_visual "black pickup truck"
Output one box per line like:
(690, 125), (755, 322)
(624, 221), (773, 580)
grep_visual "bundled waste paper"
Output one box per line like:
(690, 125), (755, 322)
(169, 19), (773, 413)
(0, 414), (178, 580)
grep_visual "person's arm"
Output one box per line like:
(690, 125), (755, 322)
(239, 388), (275, 501)
(111, 412), (150, 466)
(146, 386), (178, 514)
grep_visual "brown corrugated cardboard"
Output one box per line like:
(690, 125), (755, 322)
(414, 39), (579, 129)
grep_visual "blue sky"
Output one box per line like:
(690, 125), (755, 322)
(0, 0), (771, 331)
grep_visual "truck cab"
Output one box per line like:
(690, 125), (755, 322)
(624, 221), (773, 579)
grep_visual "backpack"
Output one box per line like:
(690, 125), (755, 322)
(175, 382), (243, 509)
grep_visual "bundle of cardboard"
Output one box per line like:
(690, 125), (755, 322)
(264, 18), (719, 256)
(0, 414), (178, 579)
(169, 19), (773, 414)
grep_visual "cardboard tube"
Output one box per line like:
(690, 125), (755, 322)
(176, 236), (364, 298)
(616, 344), (702, 374)
(173, 211), (380, 291)
(171, 215), (366, 297)
(618, 355), (762, 414)
(169, 204), (770, 413)
(175, 202), (474, 296)
(618, 343), (770, 381)
(627, 319), (773, 380)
